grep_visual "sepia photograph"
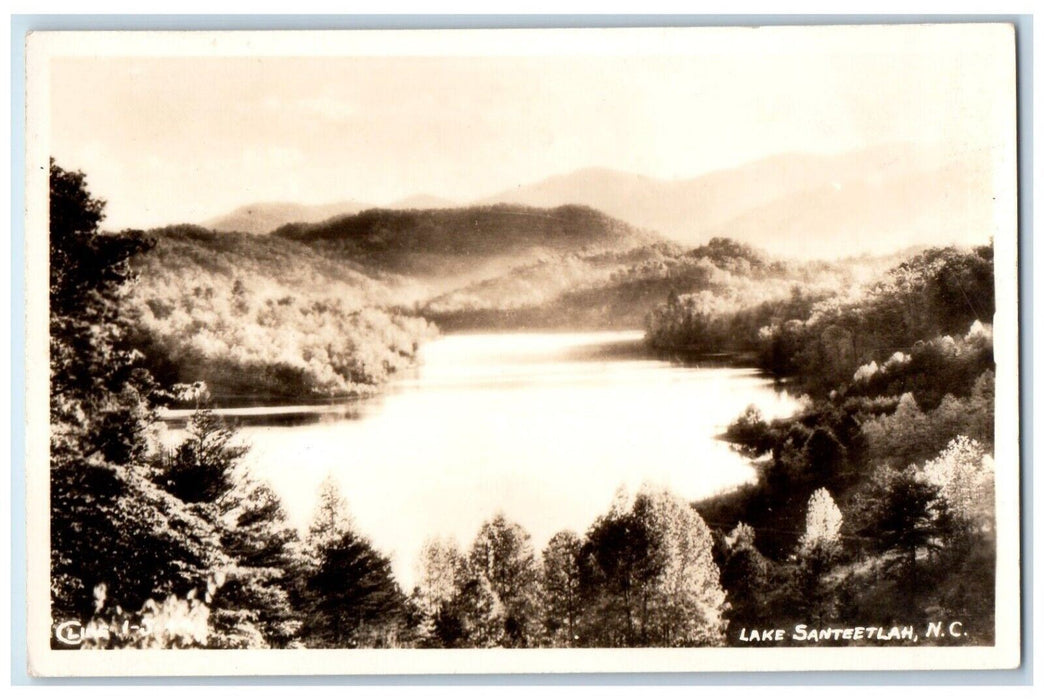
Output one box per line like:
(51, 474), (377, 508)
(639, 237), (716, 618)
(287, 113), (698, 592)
(22, 23), (1021, 676)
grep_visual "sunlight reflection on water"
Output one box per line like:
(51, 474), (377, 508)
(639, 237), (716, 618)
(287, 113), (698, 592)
(171, 330), (801, 588)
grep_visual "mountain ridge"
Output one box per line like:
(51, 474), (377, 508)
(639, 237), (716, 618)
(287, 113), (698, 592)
(475, 142), (996, 256)
(199, 141), (998, 259)
(272, 203), (664, 289)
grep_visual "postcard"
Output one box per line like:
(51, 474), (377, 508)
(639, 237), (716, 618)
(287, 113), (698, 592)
(23, 24), (1020, 675)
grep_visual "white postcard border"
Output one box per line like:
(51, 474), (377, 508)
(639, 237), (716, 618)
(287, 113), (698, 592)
(23, 25), (1022, 677)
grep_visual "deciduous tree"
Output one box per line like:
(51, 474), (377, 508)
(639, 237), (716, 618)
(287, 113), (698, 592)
(578, 486), (727, 647)
(541, 530), (583, 647)
(464, 514), (543, 647)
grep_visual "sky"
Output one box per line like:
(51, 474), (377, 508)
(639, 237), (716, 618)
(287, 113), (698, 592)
(44, 25), (1014, 231)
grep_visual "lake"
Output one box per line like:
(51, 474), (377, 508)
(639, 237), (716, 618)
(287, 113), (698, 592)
(162, 330), (800, 588)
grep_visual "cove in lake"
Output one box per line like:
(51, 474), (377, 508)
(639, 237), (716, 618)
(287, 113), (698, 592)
(163, 330), (800, 588)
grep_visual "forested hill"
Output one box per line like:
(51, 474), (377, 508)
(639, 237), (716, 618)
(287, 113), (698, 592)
(122, 211), (934, 401)
(692, 242), (996, 643)
(136, 224), (415, 303)
(123, 206), (661, 402)
(125, 225), (434, 403)
(272, 204), (663, 282)
(423, 237), (908, 332)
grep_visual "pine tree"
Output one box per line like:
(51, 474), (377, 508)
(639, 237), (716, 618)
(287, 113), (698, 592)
(161, 399), (246, 504)
(49, 160), (217, 621)
(156, 386), (305, 649)
(302, 530), (409, 648)
(870, 468), (948, 608)
(209, 479), (305, 648)
(304, 475), (354, 561)
(296, 478), (408, 647)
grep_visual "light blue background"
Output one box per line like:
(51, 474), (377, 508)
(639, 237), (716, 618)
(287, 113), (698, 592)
(8, 13), (1034, 686)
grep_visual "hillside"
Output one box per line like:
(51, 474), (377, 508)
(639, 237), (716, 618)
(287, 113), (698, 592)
(423, 238), (903, 332)
(422, 242), (683, 330)
(123, 205), (662, 400)
(125, 225), (433, 403)
(478, 143), (996, 256)
(135, 225), (404, 298)
(273, 203), (663, 289)
(204, 195), (457, 234)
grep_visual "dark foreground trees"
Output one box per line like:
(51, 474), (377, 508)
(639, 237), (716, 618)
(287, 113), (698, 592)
(295, 478), (412, 648)
(542, 531), (583, 646)
(49, 161), (425, 650)
(414, 487), (729, 648)
(49, 159), (216, 622)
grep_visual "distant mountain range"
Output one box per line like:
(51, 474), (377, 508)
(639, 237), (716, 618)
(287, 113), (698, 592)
(477, 142), (996, 258)
(201, 142), (998, 259)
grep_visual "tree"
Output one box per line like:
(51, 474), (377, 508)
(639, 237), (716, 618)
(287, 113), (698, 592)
(633, 487), (729, 646)
(52, 455), (225, 624)
(160, 395), (246, 504)
(295, 479), (408, 648)
(920, 436), (994, 532)
(301, 530), (409, 648)
(463, 514), (543, 647)
(578, 494), (661, 647)
(208, 479), (305, 648)
(793, 488), (844, 625)
(49, 161), (220, 621)
(541, 530), (583, 647)
(411, 537), (465, 647)
(414, 537), (463, 614)
(49, 159), (156, 466)
(147, 382), (305, 649)
(433, 573), (505, 648)
(305, 475), (354, 559)
(419, 515), (544, 649)
(799, 488), (843, 557)
(804, 427), (846, 482)
(867, 468), (949, 608)
(725, 405), (775, 459)
(578, 486), (727, 647)
(862, 393), (930, 467)
(231, 278), (250, 316)
(719, 523), (774, 635)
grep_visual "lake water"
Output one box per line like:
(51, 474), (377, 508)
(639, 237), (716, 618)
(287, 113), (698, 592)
(164, 330), (800, 588)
